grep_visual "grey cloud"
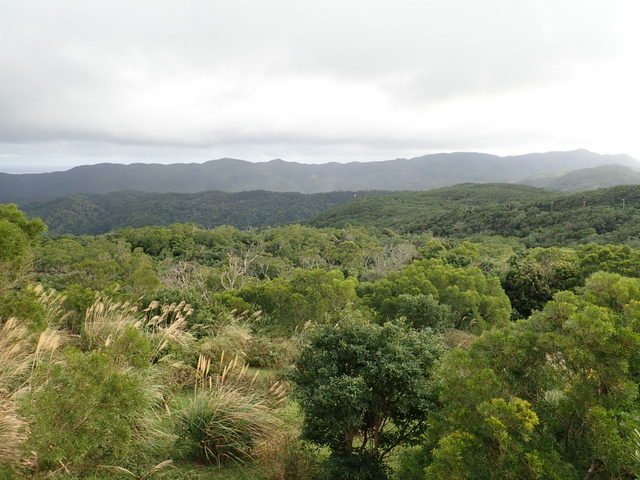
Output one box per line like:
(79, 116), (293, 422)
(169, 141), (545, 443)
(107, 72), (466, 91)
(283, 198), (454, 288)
(0, 0), (634, 166)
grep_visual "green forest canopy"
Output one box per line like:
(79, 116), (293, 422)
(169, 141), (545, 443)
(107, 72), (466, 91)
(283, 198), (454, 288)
(2, 202), (640, 479)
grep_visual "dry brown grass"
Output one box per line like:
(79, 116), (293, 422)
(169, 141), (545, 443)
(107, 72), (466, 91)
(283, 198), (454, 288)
(0, 396), (26, 468)
(253, 430), (321, 480)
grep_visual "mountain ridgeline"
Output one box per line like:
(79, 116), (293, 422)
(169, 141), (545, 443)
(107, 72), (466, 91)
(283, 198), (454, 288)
(2, 149), (638, 202)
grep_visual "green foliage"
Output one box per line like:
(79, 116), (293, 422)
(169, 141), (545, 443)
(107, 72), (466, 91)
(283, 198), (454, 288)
(0, 204), (45, 294)
(502, 247), (581, 318)
(421, 273), (640, 478)
(393, 294), (454, 330)
(23, 190), (375, 235)
(291, 316), (446, 478)
(0, 204), (46, 241)
(23, 349), (159, 475)
(35, 236), (160, 297)
(359, 259), (511, 332)
(235, 269), (358, 334)
(503, 243), (640, 318)
(0, 219), (29, 263)
(7, 199), (640, 479)
(246, 336), (298, 369)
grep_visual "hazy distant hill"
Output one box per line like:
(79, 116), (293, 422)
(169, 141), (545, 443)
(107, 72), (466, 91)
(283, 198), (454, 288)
(520, 164), (640, 191)
(311, 183), (640, 246)
(1, 149), (637, 202)
(22, 190), (375, 235)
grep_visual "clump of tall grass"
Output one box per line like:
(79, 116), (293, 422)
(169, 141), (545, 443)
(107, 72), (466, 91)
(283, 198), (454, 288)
(29, 284), (71, 329)
(142, 300), (194, 362)
(175, 353), (285, 466)
(0, 313), (65, 471)
(82, 297), (194, 363)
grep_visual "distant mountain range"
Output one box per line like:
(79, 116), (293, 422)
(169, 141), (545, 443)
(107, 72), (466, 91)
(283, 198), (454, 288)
(1, 149), (638, 202)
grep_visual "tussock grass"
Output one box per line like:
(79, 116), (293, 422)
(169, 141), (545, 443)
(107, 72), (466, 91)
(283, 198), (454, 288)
(176, 353), (285, 466)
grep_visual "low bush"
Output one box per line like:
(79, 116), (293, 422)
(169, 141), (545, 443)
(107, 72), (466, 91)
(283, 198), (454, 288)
(246, 336), (298, 369)
(22, 349), (161, 475)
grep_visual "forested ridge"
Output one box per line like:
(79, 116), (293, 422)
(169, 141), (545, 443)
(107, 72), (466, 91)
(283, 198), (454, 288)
(19, 183), (640, 245)
(21, 190), (382, 235)
(313, 183), (640, 246)
(2, 198), (640, 479)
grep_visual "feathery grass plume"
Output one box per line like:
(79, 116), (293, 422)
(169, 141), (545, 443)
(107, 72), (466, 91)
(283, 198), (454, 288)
(0, 318), (30, 470)
(196, 308), (258, 366)
(83, 297), (194, 363)
(197, 353), (288, 405)
(83, 297), (141, 350)
(30, 284), (71, 328)
(0, 316), (64, 471)
(142, 301), (194, 361)
(0, 317), (32, 392)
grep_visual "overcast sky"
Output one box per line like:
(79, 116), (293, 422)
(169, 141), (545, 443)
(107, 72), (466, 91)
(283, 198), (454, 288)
(0, 0), (638, 173)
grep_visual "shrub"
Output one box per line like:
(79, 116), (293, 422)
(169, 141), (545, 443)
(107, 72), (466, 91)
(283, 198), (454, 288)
(22, 349), (161, 475)
(290, 317), (446, 478)
(246, 336), (298, 369)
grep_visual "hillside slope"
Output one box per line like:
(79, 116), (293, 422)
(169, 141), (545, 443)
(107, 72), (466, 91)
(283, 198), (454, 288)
(23, 190), (376, 235)
(311, 184), (640, 246)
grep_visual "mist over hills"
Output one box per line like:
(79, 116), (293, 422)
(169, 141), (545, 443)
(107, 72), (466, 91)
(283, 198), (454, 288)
(1, 149), (637, 202)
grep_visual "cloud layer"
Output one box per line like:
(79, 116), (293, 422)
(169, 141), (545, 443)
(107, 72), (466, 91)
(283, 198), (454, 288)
(0, 0), (638, 171)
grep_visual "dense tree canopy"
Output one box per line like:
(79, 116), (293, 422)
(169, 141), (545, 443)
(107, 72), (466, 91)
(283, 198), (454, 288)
(3, 201), (640, 480)
(402, 272), (640, 479)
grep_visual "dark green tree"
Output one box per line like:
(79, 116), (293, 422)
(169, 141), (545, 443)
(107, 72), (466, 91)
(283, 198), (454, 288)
(291, 316), (446, 479)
